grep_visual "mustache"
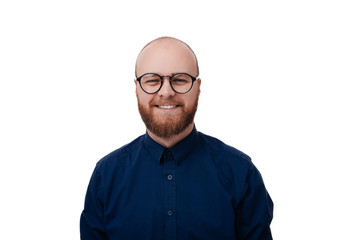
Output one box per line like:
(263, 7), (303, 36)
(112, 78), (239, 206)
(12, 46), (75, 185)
(149, 99), (184, 106)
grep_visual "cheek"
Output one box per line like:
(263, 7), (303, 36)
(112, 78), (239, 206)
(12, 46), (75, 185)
(185, 92), (199, 105)
(136, 90), (153, 107)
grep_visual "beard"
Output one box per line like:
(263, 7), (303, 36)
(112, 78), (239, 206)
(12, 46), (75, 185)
(137, 94), (198, 139)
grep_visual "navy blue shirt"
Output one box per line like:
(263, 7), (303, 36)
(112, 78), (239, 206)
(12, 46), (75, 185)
(80, 127), (273, 239)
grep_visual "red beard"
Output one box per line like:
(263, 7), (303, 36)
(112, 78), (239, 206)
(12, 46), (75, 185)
(137, 95), (198, 138)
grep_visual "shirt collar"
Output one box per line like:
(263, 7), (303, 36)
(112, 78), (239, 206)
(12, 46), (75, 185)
(143, 126), (199, 165)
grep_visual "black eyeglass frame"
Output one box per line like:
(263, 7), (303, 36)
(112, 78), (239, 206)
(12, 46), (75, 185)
(136, 73), (198, 94)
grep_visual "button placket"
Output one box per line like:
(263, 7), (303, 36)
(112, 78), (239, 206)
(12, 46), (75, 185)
(163, 149), (176, 239)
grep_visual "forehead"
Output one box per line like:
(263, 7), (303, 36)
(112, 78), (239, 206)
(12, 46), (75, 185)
(136, 40), (198, 76)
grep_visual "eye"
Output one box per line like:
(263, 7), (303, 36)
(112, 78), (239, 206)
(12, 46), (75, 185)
(173, 79), (188, 83)
(141, 74), (161, 86)
(145, 79), (161, 83)
(172, 74), (192, 85)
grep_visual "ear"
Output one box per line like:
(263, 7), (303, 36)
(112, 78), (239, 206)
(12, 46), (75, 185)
(197, 78), (201, 94)
(134, 79), (139, 94)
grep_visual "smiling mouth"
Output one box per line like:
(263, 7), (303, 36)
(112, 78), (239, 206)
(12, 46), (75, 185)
(155, 105), (180, 109)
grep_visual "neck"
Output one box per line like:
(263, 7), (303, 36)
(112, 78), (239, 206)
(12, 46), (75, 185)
(147, 123), (194, 148)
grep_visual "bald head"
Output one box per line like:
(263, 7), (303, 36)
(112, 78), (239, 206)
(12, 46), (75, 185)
(135, 37), (199, 77)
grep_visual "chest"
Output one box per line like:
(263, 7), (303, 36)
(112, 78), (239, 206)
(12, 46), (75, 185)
(103, 158), (237, 239)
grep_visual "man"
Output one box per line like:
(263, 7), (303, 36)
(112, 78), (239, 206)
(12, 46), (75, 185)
(80, 37), (273, 240)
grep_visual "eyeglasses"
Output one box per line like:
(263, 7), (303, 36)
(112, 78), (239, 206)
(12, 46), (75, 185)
(136, 73), (198, 94)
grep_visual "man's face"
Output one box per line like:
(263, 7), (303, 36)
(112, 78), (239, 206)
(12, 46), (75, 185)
(135, 39), (201, 138)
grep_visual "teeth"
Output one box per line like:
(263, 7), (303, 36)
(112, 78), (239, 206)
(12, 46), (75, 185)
(157, 105), (177, 109)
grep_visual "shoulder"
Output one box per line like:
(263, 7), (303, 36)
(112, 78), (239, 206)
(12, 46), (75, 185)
(96, 134), (145, 168)
(198, 131), (252, 166)
(197, 132), (255, 183)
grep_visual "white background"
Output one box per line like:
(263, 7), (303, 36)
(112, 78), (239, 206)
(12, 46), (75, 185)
(1, 0), (359, 239)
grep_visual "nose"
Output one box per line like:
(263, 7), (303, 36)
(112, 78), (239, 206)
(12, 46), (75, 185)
(158, 76), (176, 97)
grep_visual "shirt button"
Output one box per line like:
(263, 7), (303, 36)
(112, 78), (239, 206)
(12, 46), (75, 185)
(167, 210), (173, 216)
(167, 175), (173, 181)
(165, 150), (172, 157)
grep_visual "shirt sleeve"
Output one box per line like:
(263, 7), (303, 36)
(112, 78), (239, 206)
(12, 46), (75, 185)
(236, 164), (274, 240)
(80, 164), (108, 240)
